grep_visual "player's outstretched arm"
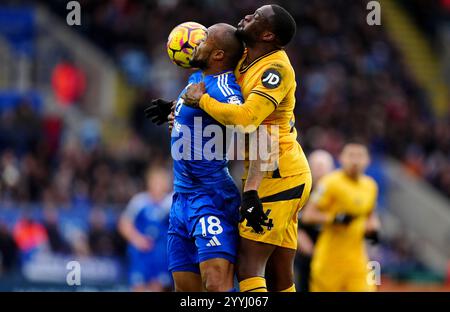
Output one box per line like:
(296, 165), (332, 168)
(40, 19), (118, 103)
(118, 214), (153, 251)
(182, 83), (275, 132)
(202, 92), (275, 130)
(300, 201), (332, 225)
(144, 98), (175, 125)
(301, 203), (356, 226)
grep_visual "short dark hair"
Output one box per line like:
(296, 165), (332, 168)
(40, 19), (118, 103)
(214, 23), (244, 68)
(270, 4), (296, 46)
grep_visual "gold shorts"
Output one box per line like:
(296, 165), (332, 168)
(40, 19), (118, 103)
(239, 172), (312, 250)
(310, 260), (377, 292)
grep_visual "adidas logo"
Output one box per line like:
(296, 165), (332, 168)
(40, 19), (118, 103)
(247, 206), (254, 213)
(206, 236), (221, 247)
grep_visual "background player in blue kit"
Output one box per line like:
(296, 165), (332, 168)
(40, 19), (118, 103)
(118, 166), (173, 292)
(145, 23), (244, 292)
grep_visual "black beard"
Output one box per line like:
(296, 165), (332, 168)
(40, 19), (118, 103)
(235, 28), (253, 46)
(235, 28), (246, 41)
(189, 58), (207, 69)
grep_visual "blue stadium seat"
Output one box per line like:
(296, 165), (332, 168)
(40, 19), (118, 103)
(0, 7), (35, 56)
(0, 91), (42, 115)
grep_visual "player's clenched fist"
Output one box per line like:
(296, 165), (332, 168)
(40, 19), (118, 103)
(240, 190), (268, 234)
(182, 82), (205, 107)
(144, 98), (174, 125)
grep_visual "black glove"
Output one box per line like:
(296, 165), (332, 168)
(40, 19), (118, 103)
(365, 231), (380, 245)
(240, 190), (268, 234)
(144, 99), (173, 125)
(333, 213), (355, 225)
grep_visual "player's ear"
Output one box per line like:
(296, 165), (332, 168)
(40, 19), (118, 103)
(261, 31), (275, 43)
(212, 49), (225, 61)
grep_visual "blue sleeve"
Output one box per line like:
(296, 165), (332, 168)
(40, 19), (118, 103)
(188, 70), (203, 84)
(210, 73), (244, 105)
(122, 193), (145, 222)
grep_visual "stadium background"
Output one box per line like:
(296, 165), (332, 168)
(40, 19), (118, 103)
(0, 0), (449, 291)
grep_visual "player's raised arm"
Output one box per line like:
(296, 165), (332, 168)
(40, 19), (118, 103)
(182, 61), (293, 131)
(144, 98), (176, 125)
(198, 91), (275, 130)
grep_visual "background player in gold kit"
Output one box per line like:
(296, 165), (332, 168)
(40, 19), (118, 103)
(302, 141), (381, 292)
(296, 150), (335, 292)
(183, 5), (311, 292)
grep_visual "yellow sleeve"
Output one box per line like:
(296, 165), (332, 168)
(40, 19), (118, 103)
(251, 61), (295, 107)
(310, 177), (335, 212)
(198, 61), (294, 131)
(199, 92), (275, 131)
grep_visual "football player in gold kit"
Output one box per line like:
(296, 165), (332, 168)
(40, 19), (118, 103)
(302, 142), (380, 292)
(183, 5), (311, 292)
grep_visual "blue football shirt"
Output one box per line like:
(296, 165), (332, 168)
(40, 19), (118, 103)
(171, 70), (243, 192)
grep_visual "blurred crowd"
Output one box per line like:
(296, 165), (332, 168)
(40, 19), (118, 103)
(0, 98), (170, 275)
(0, 0), (449, 280)
(0, 99), (167, 205)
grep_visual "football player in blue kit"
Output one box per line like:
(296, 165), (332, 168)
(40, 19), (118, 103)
(118, 166), (173, 291)
(145, 23), (244, 291)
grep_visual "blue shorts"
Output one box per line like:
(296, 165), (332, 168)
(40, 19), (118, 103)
(128, 246), (172, 287)
(167, 183), (240, 273)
